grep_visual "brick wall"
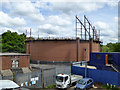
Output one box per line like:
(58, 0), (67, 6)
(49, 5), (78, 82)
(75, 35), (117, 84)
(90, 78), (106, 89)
(19, 55), (30, 68)
(0, 55), (30, 70)
(1, 56), (12, 70)
(26, 40), (100, 62)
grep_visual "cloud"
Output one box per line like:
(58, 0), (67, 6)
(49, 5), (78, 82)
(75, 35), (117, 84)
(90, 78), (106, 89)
(38, 24), (60, 35)
(9, 1), (44, 22)
(37, 14), (74, 37)
(0, 11), (26, 27)
(47, 15), (72, 26)
(34, 0), (118, 15)
(114, 16), (118, 22)
(50, 2), (104, 14)
(0, 27), (12, 34)
(37, 22), (74, 37)
(94, 21), (118, 44)
(0, 0), (118, 44)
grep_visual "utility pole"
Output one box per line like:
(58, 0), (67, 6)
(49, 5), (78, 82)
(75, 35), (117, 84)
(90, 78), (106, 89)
(85, 48), (87, 78)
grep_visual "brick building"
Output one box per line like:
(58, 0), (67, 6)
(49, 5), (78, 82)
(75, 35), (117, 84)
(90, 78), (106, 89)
(0, 53), (30, 70)
(25, 38), (101, 63)
(0, 53), (30, 76)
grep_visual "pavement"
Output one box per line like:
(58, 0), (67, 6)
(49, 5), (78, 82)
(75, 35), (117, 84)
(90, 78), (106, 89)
(28, 85), (106, 90)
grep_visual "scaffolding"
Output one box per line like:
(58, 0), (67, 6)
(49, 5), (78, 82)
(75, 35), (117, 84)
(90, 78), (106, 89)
(75, 15), (100, 41)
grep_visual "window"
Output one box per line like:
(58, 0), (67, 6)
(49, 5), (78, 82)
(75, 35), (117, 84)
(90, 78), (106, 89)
(89, 79), (92, 83)
(12, 60), (19, 68)
(96, 54), (101, 59)
(65, 76), (68, 82)
(56, 76), (63, 82)
(78, 80), (86, 85)
(87, 81), (90, 84)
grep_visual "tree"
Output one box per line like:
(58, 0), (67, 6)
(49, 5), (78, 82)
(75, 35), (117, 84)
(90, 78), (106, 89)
(101, 43), (120, 52)
(1, 30), (26, 53)
(101, 45), (110, 52)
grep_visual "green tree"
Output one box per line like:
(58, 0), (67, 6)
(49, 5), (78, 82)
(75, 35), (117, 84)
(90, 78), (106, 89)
(112, 43), (120, 52)
(1, 30), (26, 53)
(101, 43), (120, 52)
(101, 45), (110, 52)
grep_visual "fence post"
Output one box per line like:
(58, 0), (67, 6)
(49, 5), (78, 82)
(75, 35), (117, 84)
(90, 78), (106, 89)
(41, 69), (44, 88)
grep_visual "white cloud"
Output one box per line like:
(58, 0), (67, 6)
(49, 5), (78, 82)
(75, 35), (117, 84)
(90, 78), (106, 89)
(0, 11), (26, 27)
(0, 27), (17, 34)
(0, 0), (118, 44)
(47, 15), (72, 26)
(9, 1), (44, 22)
(41, 2), (104, 14)
(94, 21), (118, 44)
(114, 16), (118, 22)
(33, 0), (118, 15)
(38, 24), (60, 35)
(37, 22), (74, 37)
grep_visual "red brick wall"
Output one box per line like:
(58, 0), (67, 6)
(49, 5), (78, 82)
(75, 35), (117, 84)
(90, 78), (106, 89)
(26, 40), (100, 62)
(0, 55), (30, 70)
(92, 42), (101, 52)
(1, 56), (12, 70)
(19, 56), (30, 68)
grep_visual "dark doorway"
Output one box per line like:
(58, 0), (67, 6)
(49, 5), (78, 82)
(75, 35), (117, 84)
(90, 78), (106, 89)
(108, 55), (113, 64)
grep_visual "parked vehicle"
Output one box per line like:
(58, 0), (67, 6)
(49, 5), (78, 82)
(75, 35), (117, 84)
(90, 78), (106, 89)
(0, 80), (29, 90)
(74, 78), (94, 90)
(0, 80), (20, 90)
(56, 74), (83, 89)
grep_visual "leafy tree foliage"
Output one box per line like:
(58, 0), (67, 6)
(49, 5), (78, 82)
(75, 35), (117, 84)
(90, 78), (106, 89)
(1, 30), (26, 53)
(101, 43), (120, 52)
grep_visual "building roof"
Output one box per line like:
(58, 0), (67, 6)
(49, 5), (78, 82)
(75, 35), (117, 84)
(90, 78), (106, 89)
(25, 39), (101, 43)
(0, 53), (30, 56)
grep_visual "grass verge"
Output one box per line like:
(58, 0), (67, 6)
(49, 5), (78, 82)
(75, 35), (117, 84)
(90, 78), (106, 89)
(46, 84), (56, 89)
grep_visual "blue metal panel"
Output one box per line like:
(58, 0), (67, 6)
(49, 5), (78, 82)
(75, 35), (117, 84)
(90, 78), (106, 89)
(71, 66), (120, 87)
(89, 52), (120, 71)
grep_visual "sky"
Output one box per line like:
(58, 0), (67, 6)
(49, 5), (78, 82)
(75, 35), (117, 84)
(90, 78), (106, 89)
(0, 0), (119, 45)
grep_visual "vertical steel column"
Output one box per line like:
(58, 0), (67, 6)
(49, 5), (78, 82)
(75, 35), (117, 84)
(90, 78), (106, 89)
(81, 23), (82, 39)
(89, 23), (90, 40)
(26, 30), (27, 38)
(38, 29), (39, 39)
(76, 37), (79, 62)
(84, 15), (86, 40)
(30, 28), (31, 38)
(76, 16), (77, 38)
(93, 27), (95, 40)
(99, 30), (100, 41)
(96, 30), (97, 40)
(75, 16), (79, 62)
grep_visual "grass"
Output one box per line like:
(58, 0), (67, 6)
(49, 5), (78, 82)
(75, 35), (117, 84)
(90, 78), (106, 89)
(46, 84), (56, 89)
(102, 84), (120, 90)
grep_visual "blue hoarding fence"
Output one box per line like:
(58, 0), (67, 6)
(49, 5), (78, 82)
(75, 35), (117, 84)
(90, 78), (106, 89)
(71, 66), (120, 87)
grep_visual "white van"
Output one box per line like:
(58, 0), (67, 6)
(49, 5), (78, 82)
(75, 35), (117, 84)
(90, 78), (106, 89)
(0, 80), (20, 90)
